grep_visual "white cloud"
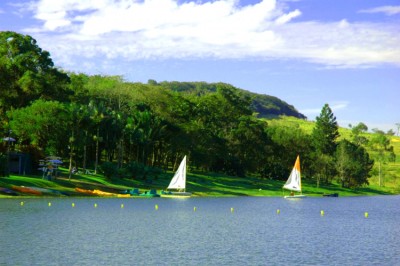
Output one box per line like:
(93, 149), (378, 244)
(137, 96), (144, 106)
(359, 5), (400, 16)
(330, 101), (349, 112)
(275, 9), (301, 25)
(20, 0), (400, 69)
(300, 101), (349, 118)
(299, 107), (321, 117)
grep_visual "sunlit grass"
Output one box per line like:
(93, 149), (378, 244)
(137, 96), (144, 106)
(267, 116), (400, 193)
(1, 165), (398, 197)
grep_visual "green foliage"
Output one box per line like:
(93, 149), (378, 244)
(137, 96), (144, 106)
(266, 122), (312, 179)
(310, 104), (340, 184)
(122, 161), (162, 180)
(269, 116), (399, 191)
(312, 104), (340, 155)
(99, 162), (118, 178)
(0, 31), (71, 115)
(336, 139), (374, 188)
(350, 122), (369, 146)
(8, 99), (69, 153)
(159, 81), (305, 119)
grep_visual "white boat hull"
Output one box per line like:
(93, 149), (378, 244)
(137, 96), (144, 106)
(284, 194), (307, 199)
(161, 192), (192, 198)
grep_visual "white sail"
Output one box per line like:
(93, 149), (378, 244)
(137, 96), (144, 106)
(167, 156), (187, 191)
(283, 155), (302, 192)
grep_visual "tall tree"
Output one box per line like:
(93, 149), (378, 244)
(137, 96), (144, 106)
(311, 104), (340, 183)
(312, 104), (339, 155)
(8, 100), (69, 155)
(0, 31), (71, 114)
(350, 122), (369, 146)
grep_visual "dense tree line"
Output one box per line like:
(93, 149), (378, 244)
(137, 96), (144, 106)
(1, 31), (389, 188)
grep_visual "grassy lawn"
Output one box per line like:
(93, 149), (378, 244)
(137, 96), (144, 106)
(1, 166), (398, 197)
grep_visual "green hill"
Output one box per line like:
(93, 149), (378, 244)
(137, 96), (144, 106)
(156, 81), (306, 119)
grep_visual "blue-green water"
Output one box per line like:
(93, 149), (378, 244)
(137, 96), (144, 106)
(0, 196), (399, 265)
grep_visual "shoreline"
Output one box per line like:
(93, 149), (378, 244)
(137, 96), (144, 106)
(1, 171), (399, 199)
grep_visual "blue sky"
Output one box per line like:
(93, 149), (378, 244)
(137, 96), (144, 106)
(1, 0), (399, 132)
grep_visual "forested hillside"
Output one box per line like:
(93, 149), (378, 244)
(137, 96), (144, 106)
(154, 80), (306, 119)
(1, 31), (397, 191)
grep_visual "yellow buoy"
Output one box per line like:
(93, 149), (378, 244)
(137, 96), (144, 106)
(231, 207), (234, 213)
(72, 203), (75, 208)
(94, 203), (98, 208)
(121, 204), (124, 209)
(20, 201), (24, 206)
(48, 202), (52, 207)
(194, 207), (197, 212)
(277, 209), (280, 214)
(320, 210), (324, 216)
(364, 212), (369, 218)
(155, 204), (158, 210)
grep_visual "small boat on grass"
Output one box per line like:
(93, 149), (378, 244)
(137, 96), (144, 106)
(283, 155), (306, 199)
(75, 187), (96, 196)
(323, 193), (339, 197)
(125, 188), (140, 196)
(0, 187), (19, 196)
(140, 189), (160, 197)
(92, 189), (118, 197)
(117, 193), (132, 198)
(161, 156), (192, 198)
(75, 187), (139, 197)
(12, 186), (42, 195)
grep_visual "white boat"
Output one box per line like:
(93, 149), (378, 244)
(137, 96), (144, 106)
(283, 155), (306, 199)
(161, 156), (192, 197)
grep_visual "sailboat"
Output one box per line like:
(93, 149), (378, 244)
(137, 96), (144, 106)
(161, 156), (192, 197)
(283, 155), (306, 199)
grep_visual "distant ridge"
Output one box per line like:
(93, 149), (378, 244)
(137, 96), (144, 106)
(155, 81), (306, 119)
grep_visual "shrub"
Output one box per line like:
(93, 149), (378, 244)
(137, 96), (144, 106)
(99, 162), (118, 178)
(0, 154), (8, 177)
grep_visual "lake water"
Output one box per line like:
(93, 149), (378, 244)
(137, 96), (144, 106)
(0, 196), (399, 266)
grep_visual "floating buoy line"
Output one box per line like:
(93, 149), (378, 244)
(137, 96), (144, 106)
(16, 201), (372, 217)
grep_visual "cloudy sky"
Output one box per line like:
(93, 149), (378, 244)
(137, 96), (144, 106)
(1, 0), (399, 132)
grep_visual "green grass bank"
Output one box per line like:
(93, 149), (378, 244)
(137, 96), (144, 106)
(1, 167), (398, 198)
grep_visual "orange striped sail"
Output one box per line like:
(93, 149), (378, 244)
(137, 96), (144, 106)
(283, 155), (302, 192)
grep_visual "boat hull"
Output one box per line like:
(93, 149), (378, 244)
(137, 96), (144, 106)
(12, 186), (42, 195)
(284, 194), (307, 199)
(161, 191), (192, 198)
(323, 193), (339, 197)
(0, 187), (18, 196)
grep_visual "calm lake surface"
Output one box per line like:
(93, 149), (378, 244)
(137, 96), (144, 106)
(0, 196), (399, 266)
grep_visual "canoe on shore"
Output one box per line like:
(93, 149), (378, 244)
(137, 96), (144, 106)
(92, 189), (118, 197)
(0, 187), (19, 196)
(75, 187), (96, 196)
(11, 186), (42, 195)
(26, 187), (67, 196)
(75, 188), (131, 197)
